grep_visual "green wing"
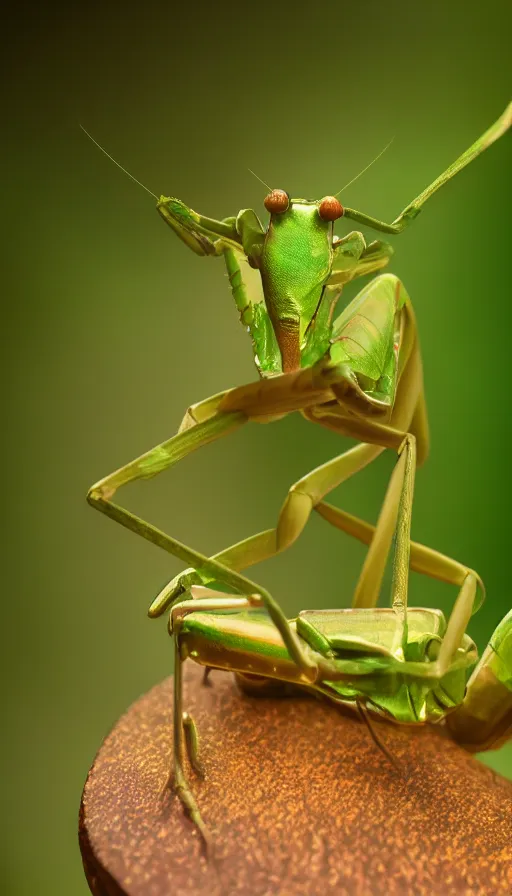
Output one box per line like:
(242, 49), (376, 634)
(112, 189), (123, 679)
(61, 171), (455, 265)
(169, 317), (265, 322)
(297, 608), (446, 659)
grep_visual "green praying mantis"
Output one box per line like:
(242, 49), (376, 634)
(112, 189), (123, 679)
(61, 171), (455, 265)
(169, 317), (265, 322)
(86, 103), (512, 847)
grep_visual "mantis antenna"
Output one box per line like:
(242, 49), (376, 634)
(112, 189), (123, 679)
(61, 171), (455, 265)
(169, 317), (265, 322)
(80, 125), (159, 200)
(334, 137), (395, 197)
(247, 167), (273, 192)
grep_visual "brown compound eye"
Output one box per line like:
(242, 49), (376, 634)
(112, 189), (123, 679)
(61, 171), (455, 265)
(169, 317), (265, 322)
(264, 189), (290, 214)
(319, 196), (344, 221)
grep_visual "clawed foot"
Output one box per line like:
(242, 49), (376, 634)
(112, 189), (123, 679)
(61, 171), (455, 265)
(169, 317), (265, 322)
(161, 771), (213, 859)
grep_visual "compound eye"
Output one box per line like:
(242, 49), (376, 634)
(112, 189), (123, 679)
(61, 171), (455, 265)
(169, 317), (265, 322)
(319, 196), (344, 221)
(264, 189), (290, 214)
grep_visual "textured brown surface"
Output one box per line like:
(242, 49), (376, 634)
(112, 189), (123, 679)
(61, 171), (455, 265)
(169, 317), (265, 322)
(79, 663), (512, 896)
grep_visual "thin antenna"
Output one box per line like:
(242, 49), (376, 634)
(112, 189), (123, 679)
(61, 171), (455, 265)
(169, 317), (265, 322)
(247, 167), (272, 192)
(80, 125), (158, 200)
(334, 137), (395, 197)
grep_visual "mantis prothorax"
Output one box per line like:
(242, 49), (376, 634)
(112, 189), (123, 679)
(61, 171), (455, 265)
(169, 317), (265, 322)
(86, 103), (512, 847)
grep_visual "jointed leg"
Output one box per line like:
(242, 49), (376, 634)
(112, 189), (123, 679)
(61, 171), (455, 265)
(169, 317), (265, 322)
(171, 634), (209, 847)
(88, 408), (318, 681)
(314, 570), (481, 686)
(89, 371), (415, 683)
(309, 326), (485, 631)
(301, 285), (433, 615)
(149, 439), (386, 616)
(312, 422), (417, 642)
(177, 390), (231, 432)
(314, 500), (484, 600)
(150, 277), (429, 624)
(149, 277), (422, 616)
(89, 408), (245, 500)
(329, 232), (394, 287)
(389, 572), (481, 689)
(341, 103), (512, 235)
(389, 435), (415, 634)
(346, 435), (415, 612)
(169, 592), (263, 846)
(314, 516), (484, 676)
(182, 712), (204, 776)
(89, 275), (464, 686)
(302, 398), (421, 618)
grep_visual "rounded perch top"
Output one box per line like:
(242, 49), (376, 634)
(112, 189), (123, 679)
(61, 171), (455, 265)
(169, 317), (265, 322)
(79, 663), (512, 896)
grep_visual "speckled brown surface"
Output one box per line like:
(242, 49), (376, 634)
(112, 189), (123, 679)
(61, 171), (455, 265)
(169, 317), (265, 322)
(79, 663), (512, 896)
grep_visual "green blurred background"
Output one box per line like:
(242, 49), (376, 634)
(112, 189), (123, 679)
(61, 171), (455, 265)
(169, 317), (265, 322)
(3, 2), (512, 893)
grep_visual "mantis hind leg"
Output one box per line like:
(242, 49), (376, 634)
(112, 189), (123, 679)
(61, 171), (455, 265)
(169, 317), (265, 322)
(315, 501), (484, 597)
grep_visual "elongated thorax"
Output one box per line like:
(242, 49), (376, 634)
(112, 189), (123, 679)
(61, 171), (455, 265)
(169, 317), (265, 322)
(260, 202), (333, 372)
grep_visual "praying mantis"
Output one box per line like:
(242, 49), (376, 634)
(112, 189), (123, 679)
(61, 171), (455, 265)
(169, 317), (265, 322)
(86, 102), (512, 847)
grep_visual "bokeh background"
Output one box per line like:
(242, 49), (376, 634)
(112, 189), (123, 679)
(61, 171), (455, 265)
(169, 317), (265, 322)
(3, 2), (512, 893)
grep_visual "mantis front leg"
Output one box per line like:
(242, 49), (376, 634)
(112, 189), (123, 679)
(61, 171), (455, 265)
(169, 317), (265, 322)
(87, 408), (318, 680)
(342, 102), (512, 235)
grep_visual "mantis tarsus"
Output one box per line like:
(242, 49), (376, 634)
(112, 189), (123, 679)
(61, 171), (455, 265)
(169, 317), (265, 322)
(87, 103), (512, 848)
